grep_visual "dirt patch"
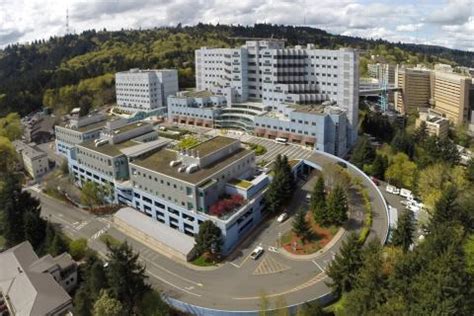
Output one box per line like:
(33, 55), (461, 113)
(281, 212), (339, 255)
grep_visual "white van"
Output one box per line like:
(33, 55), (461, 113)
(275, 137), (288, 145)
(400, 189), (413, 199)
(386, 185), (400, 195)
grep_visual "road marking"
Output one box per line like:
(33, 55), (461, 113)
(146, 269), (201, 297)
(233, 272), (328, 300)
(90, 224), (110, 240)
(229, 262), (241, 268)
(312, 260), (325, 272)
(253, 255), (290, 275)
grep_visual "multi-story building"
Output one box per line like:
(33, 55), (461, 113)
(416, 109), (450, 139)
(0, 241), (77, 316)
(12, 140), (49, 180)
(431, 71), (474, 125)
(54, 110), (107, 158)
(115, 68), (179, 114)
(127, 136), (268, 254)
(368, 63), (396, 84)
(68, 119), (167, 200)
(169, 40), (359, 156)
(394, 66), (431, 113)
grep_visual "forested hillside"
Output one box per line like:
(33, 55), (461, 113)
(1, 23), (473, 116)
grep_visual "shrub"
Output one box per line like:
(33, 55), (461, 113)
(69, 238), (88, 260)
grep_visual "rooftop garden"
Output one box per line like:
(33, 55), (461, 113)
(228, 178), (253, 189)
(209, 194), (245, 218)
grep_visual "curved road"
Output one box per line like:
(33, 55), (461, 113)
(33, 140), (389, 314)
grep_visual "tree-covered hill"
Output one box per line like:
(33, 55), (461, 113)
(1, 23), (472, 116)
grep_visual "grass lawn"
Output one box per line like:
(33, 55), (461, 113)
(99, 233), (122, 248)
(281, 212), (339, 255)
(191, 254), (218, 267)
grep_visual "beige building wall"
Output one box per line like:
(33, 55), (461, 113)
(23, 153), (48, 179)
(431, 72), (472, 125)
(395, 67), (431, 114)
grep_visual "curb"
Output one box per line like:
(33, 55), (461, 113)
(278, 228), (346, 261)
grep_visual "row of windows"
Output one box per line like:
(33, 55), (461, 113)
(255, 123), (317, 136)
(171, 111), (213, 119)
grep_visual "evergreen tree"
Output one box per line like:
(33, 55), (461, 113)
(350, 136), (376, 169)
(413, 120), (428, 144)
(296, 301), (328, 316)
(264, 155), (295, 213)
(311, 176), (327, 225)
(195, 220), (223, 257)
(88, 260), (109, 298)
(292, 209), (311, 242)
(344, 239), (386, 315)
(429, 185), (459, 229)
(107, 242), (150, 314)
(391, 210), (415, 252)
(21, 192), (46, 250)
(391, 129), (415, 158)
(326, 185), (348, 226)
(326, 233), (363, 295)
(466, 159), (474, 183)
(371, 154), (388, 180)
(74, 286), (93, 316)
(50, 233), (68, 256)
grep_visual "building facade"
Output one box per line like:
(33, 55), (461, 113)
(115, 68), (179, 114)
(431, 71), (474, 125)
(416, 109), (450, 139)
(368, 63), (396, 84)
(195, 40), (359, 141)
(12, 140), (49, 180)
(394, 66), (431, 114)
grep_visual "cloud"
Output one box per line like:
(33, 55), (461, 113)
(426, 0), (472, 25)
(0, 0), (472, 52)
(396, 23), (424, 32)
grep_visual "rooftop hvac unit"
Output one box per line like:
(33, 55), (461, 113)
(186, 164), (199, 174)
(178, 166), (187, 173)
(169, 160), (182, 167)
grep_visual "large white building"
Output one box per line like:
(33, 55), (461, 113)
(115, 68), (179, 114)
(168, 40), (359, 156)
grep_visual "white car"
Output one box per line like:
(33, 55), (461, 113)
(277, 212), (289, 223)
(400, 188), (413, 199)
(386, 185), (400, 195)
(250, 246), (264, 260)
(305, 193), (311, 202)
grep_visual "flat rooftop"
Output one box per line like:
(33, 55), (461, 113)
(76, 120), (107, 133)
(131, 147), (252, 185)
(288, 103), (326, 114)
(111, 121), (151, 135)
(180, 90), (214, 98)
(188, 136), (237, 157)
(79, 139), (139, 157)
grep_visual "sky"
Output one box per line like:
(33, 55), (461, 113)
(0, 0), (473, 51)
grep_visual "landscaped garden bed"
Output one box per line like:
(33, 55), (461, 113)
(281, 212), (339, 255)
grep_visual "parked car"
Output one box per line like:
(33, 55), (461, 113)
(400, 188), (413, 200)
(370, 176), (380, 186)
(277, 212), (289, 223)
(305, 193), (311, 202)
(386, 185), (400, 195)
(250, 246), (264, 260)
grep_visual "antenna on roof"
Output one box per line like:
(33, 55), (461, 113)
(66, 8), (70, 34)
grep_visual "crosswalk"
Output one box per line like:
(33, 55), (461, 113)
(246, 136), (314, 163)
(90, 223), (110, 240)
(253, 255), (290, 275)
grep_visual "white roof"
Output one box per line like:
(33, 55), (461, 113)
(114, 207), (195, 256)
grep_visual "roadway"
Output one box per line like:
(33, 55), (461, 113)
(30, 134), (389, 313)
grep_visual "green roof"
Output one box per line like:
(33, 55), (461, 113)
(181, 90), (214, 98)
(131, 147), (253, 185)
(189, 136), (237, 157)
(228, 178), (253, 189)
(77, 120), (107, 132)
(79, 140), (138, 157)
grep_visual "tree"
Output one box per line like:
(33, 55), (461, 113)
(74, 286), (93, 316)
(344, 239), (386, 315)
(69, 238), (88, 260)
(466, 159), (474, 183)
(80, 181), (103, 208)
(350, 136), (375, 169)
(311, 176), (327, 225)
(292, 209), (311, 241)
(391, 210), (415, 252)
(87, 259), (109, 298)
(326, 185), (348, 226)
(384, 153), (417, 188)
(50, 233), (68, 256)
(370, 154), (388, 180)
(264, 155), (294, 213)
(195, 220), (222, 257)
(93, 290), (123, 316)
(23, 205), (47, 250)
(429, 185), (460, 229)
(296, 301), (328, 316)
(326, 233), (363, 295)
(391, 129), (415, 158)
(0, 136), (17, 174)
(0, 113), (23, 141)
(413, 120), (428, 144)
(107, 242), (150, 314)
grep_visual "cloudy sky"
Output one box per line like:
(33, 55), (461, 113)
(0, 0), (473, 51)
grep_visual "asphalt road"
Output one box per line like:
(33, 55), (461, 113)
(30, 135), (389, 312)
